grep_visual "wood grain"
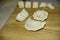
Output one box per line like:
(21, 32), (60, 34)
(0, 6), (60, 40)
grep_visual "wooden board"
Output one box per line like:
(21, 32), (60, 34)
(0, 6), (60, 40)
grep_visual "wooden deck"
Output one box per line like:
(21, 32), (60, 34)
(0, 6), (60, 40)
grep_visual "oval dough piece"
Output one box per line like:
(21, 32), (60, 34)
(25, 18), (46, 31)
(33, 10), (48, 21)
(16, 9), (29, 21)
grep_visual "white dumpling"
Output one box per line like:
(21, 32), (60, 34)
(25, 1), (31, 8)
(47, 3), (55, 9)
(32, 2), (38, 8)
(16, 9), (29, 21)
(33, 10), (48, 21)
(39, 2), (47, 7)
(18, 1), (24, 8)
(24, 18), (46, 31)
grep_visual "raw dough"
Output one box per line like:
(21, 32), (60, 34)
(33, 10), (48, 21)
(32, 2), (38, 8)
(25, 18), (46, 31)
(16, 9), (29, 21)
(18, 1), (24, 8)
(39, 2), (47, 7)
(25, 1), (31, 8)
(47, 3), (55, 9)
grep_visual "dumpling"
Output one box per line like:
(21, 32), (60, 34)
(33, 10), (48, 21)
(24, 18), (46, 31)
(16, 9), (29, 21)
(39, 2), (47, 7)
(25, 1), (31, 8)
(47, 3), (55, 9)
(32, 2), (38, 8)
(18, 1), (24, 8)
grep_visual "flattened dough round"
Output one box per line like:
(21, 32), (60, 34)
(25, 18), (46, 31)
(33, 10), (48, 21)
